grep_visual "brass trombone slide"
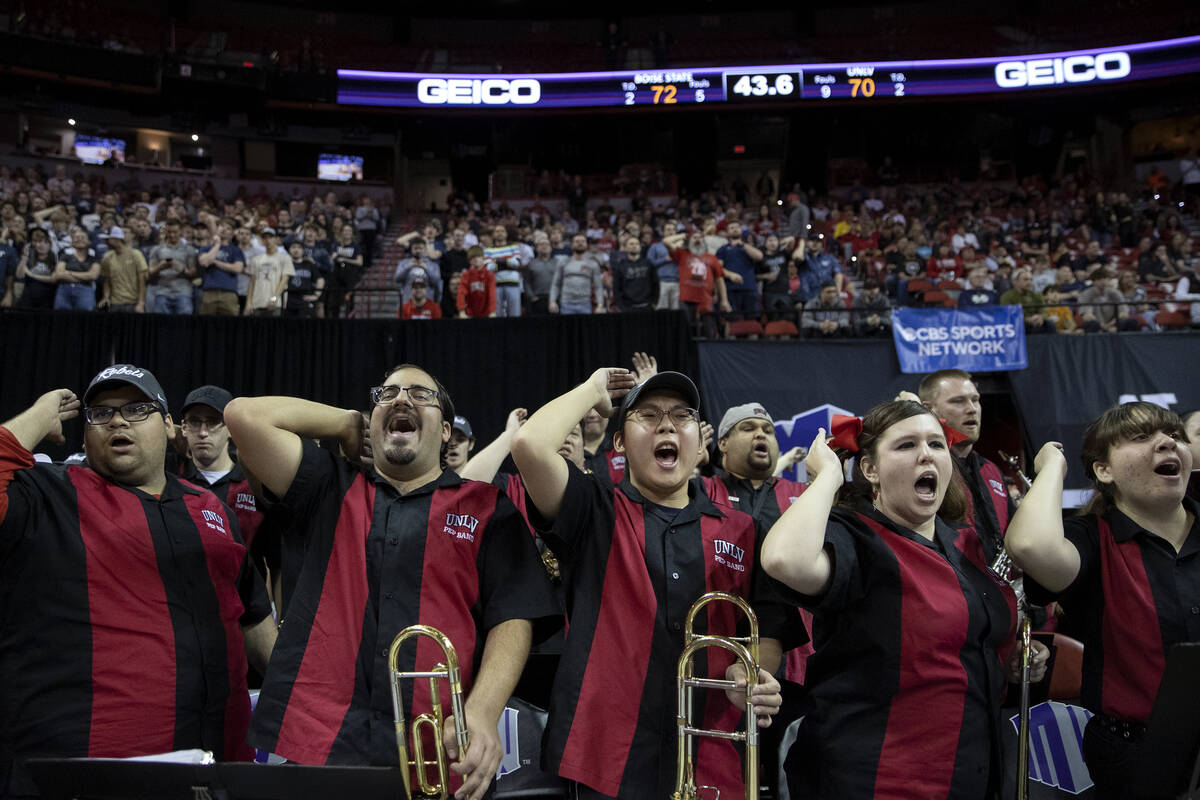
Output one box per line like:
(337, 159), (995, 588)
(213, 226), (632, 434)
(673, 591), (761, 800)
(388, 624), (470, 800)
(1016, 617), (1033, 800)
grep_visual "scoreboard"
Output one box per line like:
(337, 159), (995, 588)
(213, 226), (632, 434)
(338, 35), (1200, 109)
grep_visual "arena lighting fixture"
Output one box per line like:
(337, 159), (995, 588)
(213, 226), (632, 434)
(68, 118), (76, 126)
(191, 134), (199, 142)
(337, 34), (1200, 109)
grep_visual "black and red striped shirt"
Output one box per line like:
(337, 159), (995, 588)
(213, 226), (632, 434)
(956, 451), (1014, 565)
(781, 506), (1017, 800)
(179, 461), (265, 552)
(248, 441), (558, 785)
(1025, 499), (1200, 724)
(0, 427), (270, 798)
(534, 470), (802, 799)
(702, 473), (816, 683)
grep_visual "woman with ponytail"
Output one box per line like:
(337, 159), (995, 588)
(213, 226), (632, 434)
(762, 399), (1046, 799)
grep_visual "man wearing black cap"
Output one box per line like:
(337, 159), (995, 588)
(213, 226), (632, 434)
(0, 365), (275, 798)
(443, 414), (475, 472)
(178, 385), (269, 558)
(223, 364), (559, 800)
(511, 369), (799, 799)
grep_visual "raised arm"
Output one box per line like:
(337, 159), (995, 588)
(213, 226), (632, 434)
(510, 368), (635, 520)
(2, 389), (80, 451)
(224, 396), (362, 500)
(760, 429), (839, 596)
(458, 408), (527, 483)
(1005, 442), (1081, 592)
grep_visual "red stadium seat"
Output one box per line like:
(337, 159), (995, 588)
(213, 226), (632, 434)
(907, 279), (935, 294)
(728, 320), (765, 338)
(1048, 633), (1084, 702)
(764, 320), (799, 338)
(937, 279), (964, 291)
(1154, 311), (1190, 330)
(923, 290), (953, 307)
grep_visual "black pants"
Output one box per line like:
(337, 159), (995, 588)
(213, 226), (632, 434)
(1082, 715), (1175, 800)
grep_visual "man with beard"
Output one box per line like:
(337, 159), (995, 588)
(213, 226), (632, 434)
(610, 234), (659, 312)
(224, 365), (558, 800)
(704, 403), (807, 528)
(0, 366), (275, 797)
(917, 369), (1014, 565)
(550, 234), (604, 315)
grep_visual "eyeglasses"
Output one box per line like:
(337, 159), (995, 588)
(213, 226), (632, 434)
(369, 384), (439, 407)
(84, 402), (162, 425)
(626, 406), (700, 428)
(181, 416), (225, 432)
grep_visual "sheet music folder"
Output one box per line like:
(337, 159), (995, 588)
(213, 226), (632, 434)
(26, 759), (407, 800)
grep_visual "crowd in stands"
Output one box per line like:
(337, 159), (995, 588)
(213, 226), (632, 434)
(0, 161), (389, 317)
(4, 157), (1198, 336)
(385, 170), (1200, 335)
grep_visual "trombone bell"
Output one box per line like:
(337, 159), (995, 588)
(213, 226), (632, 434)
(388, 624), (470, 800)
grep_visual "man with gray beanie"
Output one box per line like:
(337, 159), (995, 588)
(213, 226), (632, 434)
(0, 365), (275, 797)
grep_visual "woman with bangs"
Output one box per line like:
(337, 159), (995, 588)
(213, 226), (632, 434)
(1007, 402), (1198, 799)
(762, 399), (1045, 799)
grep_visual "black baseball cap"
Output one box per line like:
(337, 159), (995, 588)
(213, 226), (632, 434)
(452, 415), (474, 439)
(618, 371), (701, 419)
(83, 364), (169, 413)
(181, 385), (233, 416)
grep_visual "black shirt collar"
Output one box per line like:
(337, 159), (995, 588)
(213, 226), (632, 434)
(374, 466), (462, 498)
(617, 476), (728, 523)
(1104, 496), (1200, 555)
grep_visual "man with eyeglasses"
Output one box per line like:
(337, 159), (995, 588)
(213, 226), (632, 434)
(511, 370), (799, 799)
(0, 365), (275, 798)
(223, 364), (558, 800)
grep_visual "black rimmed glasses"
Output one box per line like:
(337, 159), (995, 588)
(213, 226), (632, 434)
(369, 385), (439, 407)
(84, 402), (162, 425)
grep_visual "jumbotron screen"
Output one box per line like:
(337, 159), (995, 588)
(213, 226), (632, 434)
(338, 35), (1200, 110)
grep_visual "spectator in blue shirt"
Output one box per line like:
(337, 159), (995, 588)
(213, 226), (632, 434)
(196, 217), (245, 316)
(716, 222), (764, 315)
(798, 233), (844, 303)
(647, 224), (678, 310)
(957, 266), (998, 308)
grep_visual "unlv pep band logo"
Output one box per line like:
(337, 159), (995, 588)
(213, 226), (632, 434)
(443, 512), (480, 542)
(235, 492), (257, 512)
(713, 539), (746, 573)
(989, 479), (1006, 498)
(200, 509), (228, 536)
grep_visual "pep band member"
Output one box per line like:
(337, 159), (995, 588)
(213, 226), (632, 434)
(762, 400), (1047, 800)
(1007, 402), (1198, 800)
(224, 364), (559, 800)
(511, 369), (798, 799)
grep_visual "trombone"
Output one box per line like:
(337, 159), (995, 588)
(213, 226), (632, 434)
(673, 591), (761, 800)
(387, 624), (470, 800)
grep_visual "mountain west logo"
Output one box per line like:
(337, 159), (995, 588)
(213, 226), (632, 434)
(713, 539), (746, 573)
(200, 509), (228, 536)
(443, 512), (480, 542)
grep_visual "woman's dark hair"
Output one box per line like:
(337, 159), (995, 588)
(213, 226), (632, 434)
(1080, 401), (1188, 516)
(837, 399), (967, 523)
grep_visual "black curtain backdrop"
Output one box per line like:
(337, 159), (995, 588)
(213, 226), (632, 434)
(1, 310), (696, 459)
(699, 333), (1200, 489)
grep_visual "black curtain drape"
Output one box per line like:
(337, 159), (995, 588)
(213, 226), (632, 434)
(1, 310), (696, 458)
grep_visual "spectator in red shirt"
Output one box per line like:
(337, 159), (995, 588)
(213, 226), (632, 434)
(926, 242), (963, 283)
(663, 230), (731, 338)
(456, 245), (496, 319)
(399, 277), (442, 319)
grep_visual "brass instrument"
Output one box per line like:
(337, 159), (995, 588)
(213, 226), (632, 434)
(673, 591), (761, 800)
(998, 450), (1036, 800)
(387, 624), (470, 800)
(1016, 617), (1034, 800)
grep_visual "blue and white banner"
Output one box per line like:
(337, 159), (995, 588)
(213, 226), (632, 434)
(1009, 701), (1095, 794)
(892, 306), (1028, 373)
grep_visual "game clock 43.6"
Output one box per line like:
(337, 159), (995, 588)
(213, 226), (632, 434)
(724, 71), (802, 102)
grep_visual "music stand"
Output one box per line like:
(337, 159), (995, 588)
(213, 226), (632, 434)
(26, 759), (409, 800)
(1131, 642), (1200, 798)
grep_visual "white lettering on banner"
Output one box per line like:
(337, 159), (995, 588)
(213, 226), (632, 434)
(995, 52), (1131, 89)
(1117, 392), (1177, 408)
(918, 340), (1007, 357)
(417, 78), (541, 105)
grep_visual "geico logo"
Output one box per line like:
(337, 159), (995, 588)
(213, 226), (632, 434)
(994, 52), (1131, 88)
(417, 78), (542, 105)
